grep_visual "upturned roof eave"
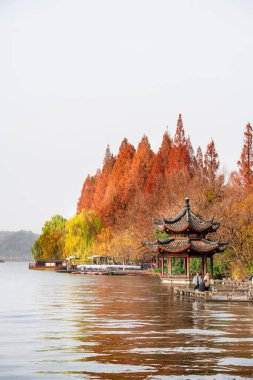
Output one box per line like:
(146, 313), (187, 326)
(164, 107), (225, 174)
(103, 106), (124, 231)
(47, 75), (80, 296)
(158, 199), (221, 233)
(145, 237), (227, 255)
(163, 224), (217, 233)
(155, 218), (220, 234)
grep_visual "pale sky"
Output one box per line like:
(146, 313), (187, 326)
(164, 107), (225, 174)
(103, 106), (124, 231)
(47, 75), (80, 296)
(0, 0), (252, 233)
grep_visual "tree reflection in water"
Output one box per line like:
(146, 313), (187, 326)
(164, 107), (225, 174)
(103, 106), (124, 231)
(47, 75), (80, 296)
(0, 264), (252, 380)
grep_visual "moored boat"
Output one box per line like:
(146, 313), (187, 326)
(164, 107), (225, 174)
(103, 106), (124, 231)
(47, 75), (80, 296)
(28, 260), (64, 270)
(72, 264), (142, 275)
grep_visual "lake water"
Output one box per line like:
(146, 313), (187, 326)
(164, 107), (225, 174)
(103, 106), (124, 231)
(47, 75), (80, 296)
(0, 262), (252, 380)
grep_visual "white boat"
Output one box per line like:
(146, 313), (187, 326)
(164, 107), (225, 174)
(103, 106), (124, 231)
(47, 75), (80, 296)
(76, 264), (141, 272)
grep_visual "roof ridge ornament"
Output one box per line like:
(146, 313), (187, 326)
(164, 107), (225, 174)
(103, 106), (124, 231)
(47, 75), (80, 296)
(185, 198), (190, 209)
(185, 198), (191, 225)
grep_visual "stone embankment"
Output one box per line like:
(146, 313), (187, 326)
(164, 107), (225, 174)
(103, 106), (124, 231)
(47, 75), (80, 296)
(174, 281), (253, 302)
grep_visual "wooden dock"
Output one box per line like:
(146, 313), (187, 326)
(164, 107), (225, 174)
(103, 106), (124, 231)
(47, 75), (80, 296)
(174, 285), (253, 302)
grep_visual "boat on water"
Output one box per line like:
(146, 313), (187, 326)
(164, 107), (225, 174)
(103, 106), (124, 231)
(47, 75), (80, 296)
(71, 270), (110, 275)
(29, 259), (143, 275)
(77, 264), (141, 271)
(28, 260), (64, 270)
(57, 264), (142, 275)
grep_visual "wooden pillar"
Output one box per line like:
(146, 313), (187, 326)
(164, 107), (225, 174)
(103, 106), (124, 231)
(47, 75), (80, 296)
(161, 256), (164, 276)
(210, 256), (214, 278)
(168, 256), (172, 277)
(203, 256), (207, 276)
(186, 255), (190, 280)
(155, 253), (159, 269)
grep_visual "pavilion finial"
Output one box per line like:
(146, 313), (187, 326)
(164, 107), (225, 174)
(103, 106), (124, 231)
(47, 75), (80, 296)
(185, 198), (190, 209)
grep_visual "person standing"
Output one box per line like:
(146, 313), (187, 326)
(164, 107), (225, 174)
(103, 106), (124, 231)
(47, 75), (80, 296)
(204, 272), (210, 290)
(193, 272), (202, 290)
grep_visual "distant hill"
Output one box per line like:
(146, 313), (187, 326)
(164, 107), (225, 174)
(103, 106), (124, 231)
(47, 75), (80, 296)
(0, 231), (39, 261)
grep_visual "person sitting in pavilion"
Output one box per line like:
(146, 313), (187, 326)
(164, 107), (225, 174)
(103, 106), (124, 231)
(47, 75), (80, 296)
(199, 279), (209, 292)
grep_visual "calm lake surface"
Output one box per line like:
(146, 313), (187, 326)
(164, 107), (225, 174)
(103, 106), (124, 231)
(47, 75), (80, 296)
(0, 263), (252, 380)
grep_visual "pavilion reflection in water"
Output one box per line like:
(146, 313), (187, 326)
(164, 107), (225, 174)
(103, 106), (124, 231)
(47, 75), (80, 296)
(145, 198), (228, 284)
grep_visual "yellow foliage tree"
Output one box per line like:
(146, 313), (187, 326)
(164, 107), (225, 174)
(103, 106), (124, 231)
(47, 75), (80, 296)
(32, 215), (66, 260)
(90, 227), (142, 265)
(65, 209), (102, 260)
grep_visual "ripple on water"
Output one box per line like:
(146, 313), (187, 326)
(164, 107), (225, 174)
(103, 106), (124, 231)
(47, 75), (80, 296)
(214, 337), (253, 343)
(147, 376), (251, 380)
(36, 361), (155, 374)
(1, 263), (253, 380)
(218, 357), (253, 367)
(173, 329), (229, 336)
(127, 347), (225, 354)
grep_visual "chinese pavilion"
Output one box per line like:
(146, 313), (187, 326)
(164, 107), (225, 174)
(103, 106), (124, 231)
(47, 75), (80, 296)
(146, 198), (227, 284)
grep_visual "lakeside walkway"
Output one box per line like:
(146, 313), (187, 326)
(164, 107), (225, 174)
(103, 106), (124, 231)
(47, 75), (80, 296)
(174, 281), (253, 302)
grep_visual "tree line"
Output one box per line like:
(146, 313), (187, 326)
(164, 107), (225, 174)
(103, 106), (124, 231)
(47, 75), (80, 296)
(32, 115), (253, 278)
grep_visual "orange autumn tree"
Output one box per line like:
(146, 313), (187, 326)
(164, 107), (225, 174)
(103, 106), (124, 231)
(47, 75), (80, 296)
(186, 136), (197, 175)
(123, 135), (155, 236)
(92, 145), (116, 215)
(145, 130), (172, 195)
(125, 135), (154, 201)
(77, 173), (99, 213)
(237, 123), (253, 189)
(102, 138), (136, 225)
(169, 114), (190, 175)
(196, 146), (204, 174)
(204, 139), (220, 183)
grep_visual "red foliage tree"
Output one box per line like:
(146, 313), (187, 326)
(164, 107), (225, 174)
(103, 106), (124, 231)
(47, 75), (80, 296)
(237, 123), (253, 189)
(169, 114), (190, 174)
(145, 130), (172, 194)
(204, 139), (219, 183)
(121, 136), (155, 231)
(126, 135), (154, 199)
(186, 136), (197, 174)
(77, 172), (99, 213)
(103, 138), (135, 224)
(93, 145), (116, 213)
(196, 146), (204, 172)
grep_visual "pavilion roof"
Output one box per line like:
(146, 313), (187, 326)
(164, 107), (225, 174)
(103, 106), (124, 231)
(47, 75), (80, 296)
(155, 198), (220, 233)
(145, 237), (228, 255)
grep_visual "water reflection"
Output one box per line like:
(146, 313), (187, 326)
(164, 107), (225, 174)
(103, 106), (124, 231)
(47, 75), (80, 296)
(0, 263), (252, 379)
